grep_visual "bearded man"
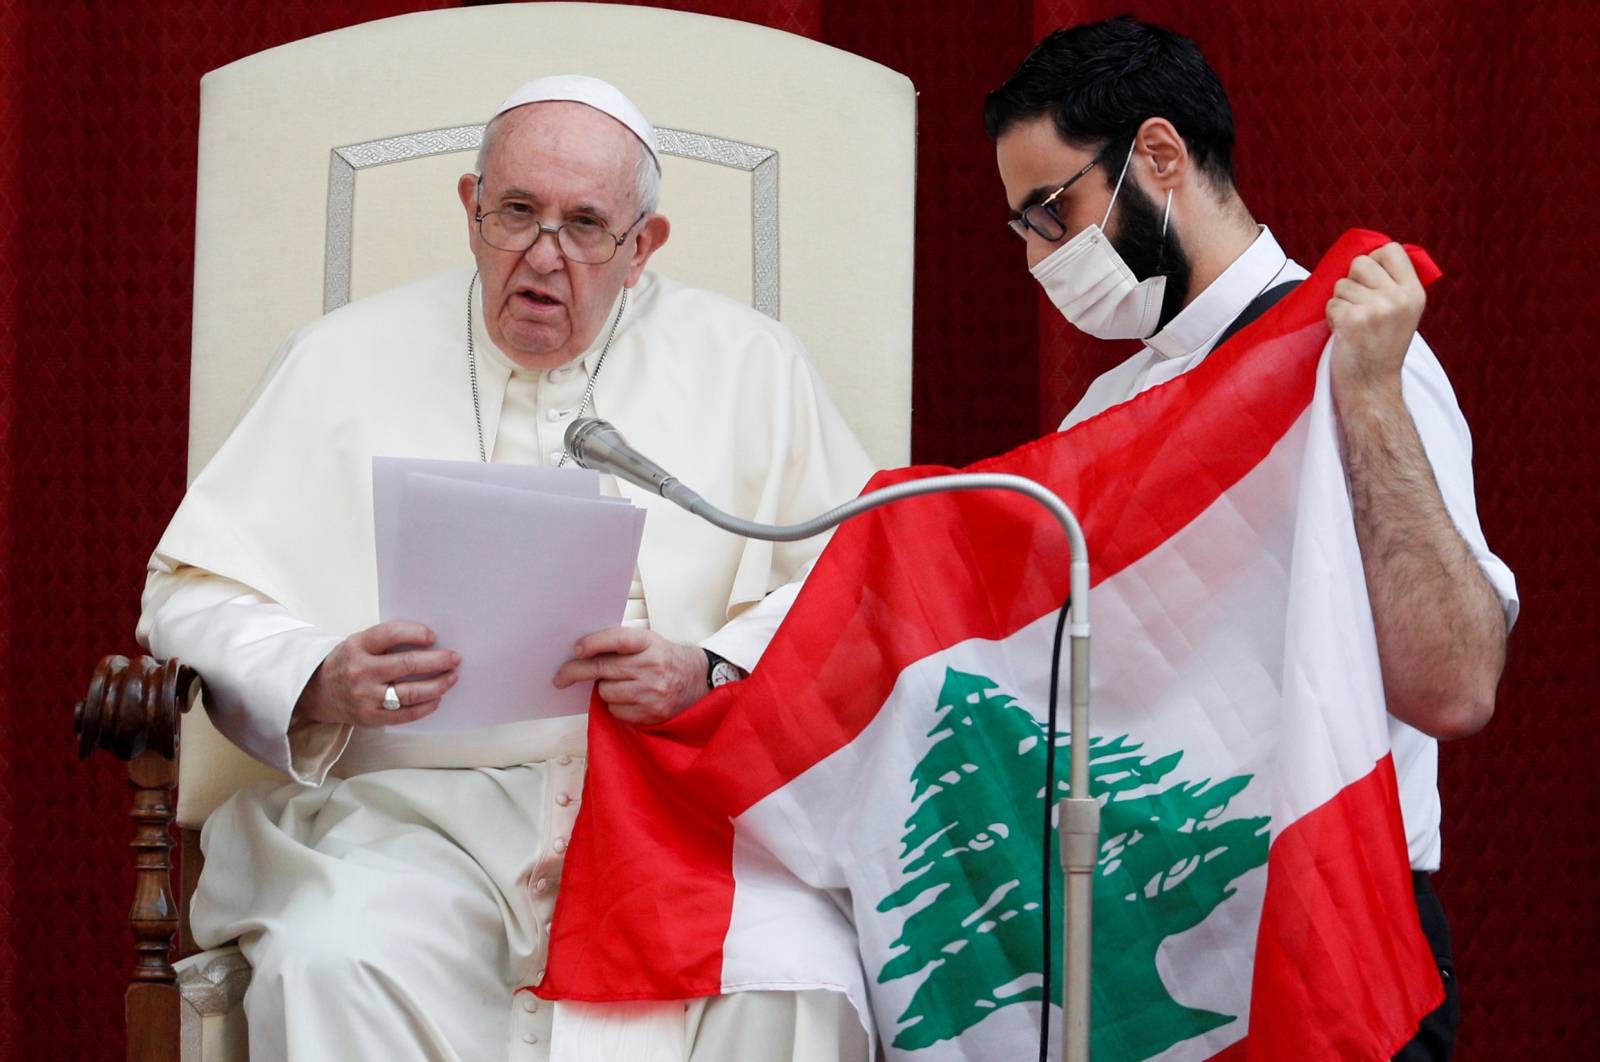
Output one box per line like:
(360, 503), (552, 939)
(986, 18), (1516, 1060)
(139, 75), (874, 1062)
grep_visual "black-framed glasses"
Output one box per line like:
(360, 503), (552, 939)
(1007, 158), (1098, 243)
(474, 178), (646, 265)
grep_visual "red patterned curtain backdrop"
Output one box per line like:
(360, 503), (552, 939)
(1, 0), (21, 1056)
(818, 2), (1043, 468)
(0, 2), (1592, 1059)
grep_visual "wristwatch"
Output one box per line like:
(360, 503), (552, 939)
(704, 648), (748, 689)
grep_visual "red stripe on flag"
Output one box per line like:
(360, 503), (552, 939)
(1242, 755), (1442, 1058)
(539, 698), (736, 999)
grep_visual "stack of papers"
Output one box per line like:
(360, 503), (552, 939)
(373, 457), (646, 733)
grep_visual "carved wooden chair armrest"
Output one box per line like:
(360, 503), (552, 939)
(75, 654), (202, 1062)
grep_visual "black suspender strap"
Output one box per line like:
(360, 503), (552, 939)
(1210, 279), (1302, 352)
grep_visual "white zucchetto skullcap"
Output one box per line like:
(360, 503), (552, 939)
(492, 75), (660, 171)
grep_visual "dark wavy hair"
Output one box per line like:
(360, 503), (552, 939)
(983, 15), (1238, 190)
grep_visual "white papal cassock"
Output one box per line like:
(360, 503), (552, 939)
(138, 266), (878, 1061)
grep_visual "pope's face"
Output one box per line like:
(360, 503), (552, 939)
(458, 102), (668, 372)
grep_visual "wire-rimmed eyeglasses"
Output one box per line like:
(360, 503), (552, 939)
(474, 178), (646, 265)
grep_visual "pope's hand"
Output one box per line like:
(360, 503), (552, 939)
(295, 621), (461, 728)
(1326, 241), (1426, 408)
(553, 628), (707, 725)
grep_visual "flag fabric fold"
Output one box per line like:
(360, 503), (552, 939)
(537, 230), (1445, 1061)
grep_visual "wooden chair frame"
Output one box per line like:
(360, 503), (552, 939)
(76, 654), (204, 1062)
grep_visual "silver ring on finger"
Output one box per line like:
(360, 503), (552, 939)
(381, 684), (402, 711)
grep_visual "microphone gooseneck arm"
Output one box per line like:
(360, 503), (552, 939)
(563, 416), (1096, 1062)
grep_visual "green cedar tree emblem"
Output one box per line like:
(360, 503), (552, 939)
(875, 667), (1270, 1058)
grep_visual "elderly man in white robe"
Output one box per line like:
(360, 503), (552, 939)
(138, 76), (875, 1062)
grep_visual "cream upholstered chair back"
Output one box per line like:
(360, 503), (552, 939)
(175, 3), (916, 828)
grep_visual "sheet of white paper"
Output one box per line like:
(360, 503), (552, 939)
(373, 457), (626, 610)
(374, 460), (646, 733)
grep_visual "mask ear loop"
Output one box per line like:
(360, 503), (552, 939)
(1101, 139), (1138, 230)
(1154, 187), (1174, 273)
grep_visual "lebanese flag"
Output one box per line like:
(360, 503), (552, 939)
(536, 230), (1445, 1060)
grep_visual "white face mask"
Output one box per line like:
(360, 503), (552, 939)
(1029, 141), (1172, 341)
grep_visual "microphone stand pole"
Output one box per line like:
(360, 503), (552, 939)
(567, 423), (1096, 1061)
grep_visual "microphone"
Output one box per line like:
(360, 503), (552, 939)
(564, 417), (706, 510)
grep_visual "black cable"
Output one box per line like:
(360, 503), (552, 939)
(1039, 595), (1073, 1062)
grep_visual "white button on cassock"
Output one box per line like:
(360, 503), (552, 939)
(522, 1033), (538, 1045)
(553, 837), (568, 853)
(555, 793), (573, 807)
(534, 877), (549, 892)
(523, 997), (539, 1013)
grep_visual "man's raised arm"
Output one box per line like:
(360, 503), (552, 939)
(1328, 242), (1510, 740)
